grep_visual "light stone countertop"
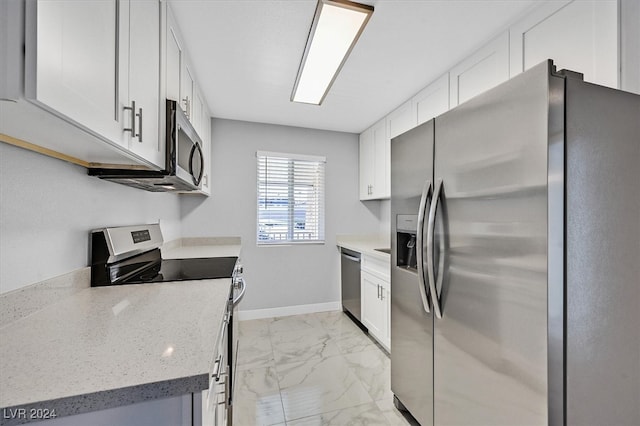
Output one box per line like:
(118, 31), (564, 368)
(0, 279), (230, 422)
(161, 237), (242, 260)
(0, 236), (243, 424)
(335, 234), (391, 262)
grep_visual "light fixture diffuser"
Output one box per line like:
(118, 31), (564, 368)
(291, 0), (373, 105)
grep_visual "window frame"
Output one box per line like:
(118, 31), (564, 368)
(256, 151), (326, 246)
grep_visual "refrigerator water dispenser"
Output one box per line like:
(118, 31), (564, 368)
(396, 215), (418, 270)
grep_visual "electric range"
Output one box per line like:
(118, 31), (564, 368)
(89, 224), (244, 426)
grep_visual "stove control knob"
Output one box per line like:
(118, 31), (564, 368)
(234, 263), (244, 275)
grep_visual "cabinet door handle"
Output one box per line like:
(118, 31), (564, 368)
(123, 100), (136, 137)
(136, 107), (143, 142)
(182, 96), (190, 119)
(377, 284), (380, 299)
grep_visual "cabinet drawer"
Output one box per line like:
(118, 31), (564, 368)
(361, 255), (390, 281)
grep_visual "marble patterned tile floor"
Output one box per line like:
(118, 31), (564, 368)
(234, 311), (419, 426)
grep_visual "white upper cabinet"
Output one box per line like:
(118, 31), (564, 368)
(510, 0), (618, 89)
(413, 73), (450, 126)
(449, 31), (510, 107)
(193, 87), (204, 137)
(166, 4), (198, 126)
(124, 0), (163, 167)
(373, 119), (389, 200)
(181, 63), (195, 123)
(359, 118), (389, 201)
(387, 100), (416, 140)
(199, 105), (212, 196)
(26, 0), (127, 150)
(164, 4), (211, 196)
(360, 1), (632, 206)
(25, 0), (164, 168)
(165, 20), (181, 103)
(1, 0), (22, 101)
(193, 88), (211, 196)
(359, 127), (375, 200)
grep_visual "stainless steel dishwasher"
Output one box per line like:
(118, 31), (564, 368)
(340, 248), (362, 322)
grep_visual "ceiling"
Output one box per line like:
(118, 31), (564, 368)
(169, 0), (540, 134)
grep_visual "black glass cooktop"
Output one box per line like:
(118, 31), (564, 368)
(122, 256), (238, 284)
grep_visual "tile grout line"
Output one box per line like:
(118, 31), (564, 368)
(266, 319), (290, 426)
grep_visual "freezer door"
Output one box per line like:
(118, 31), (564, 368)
(390, 121), (435, 426)
(431, 61), (556, 425)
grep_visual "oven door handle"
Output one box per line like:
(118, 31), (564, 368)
(212, 354), (224, 382)
(232, 277), (246, 306)
(212, 311), (229, 381)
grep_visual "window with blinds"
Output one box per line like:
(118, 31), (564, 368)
(257, 151), (326, 244)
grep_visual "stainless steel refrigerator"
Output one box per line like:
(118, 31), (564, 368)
(390, 60), (640, 426)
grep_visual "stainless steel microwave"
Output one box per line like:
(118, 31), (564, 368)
(88, 100), (204, 192)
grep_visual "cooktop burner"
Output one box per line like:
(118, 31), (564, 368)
(123, 257), (238, 284)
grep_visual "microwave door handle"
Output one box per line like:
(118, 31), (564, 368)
(166, 105), (178, 174)
(189, 142), (204, 186)
(416, 180), (432, 314)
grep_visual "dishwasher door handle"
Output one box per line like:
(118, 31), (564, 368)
(341, 253), (361, 262)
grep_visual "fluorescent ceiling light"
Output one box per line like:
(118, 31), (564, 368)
(291, 0), (373, 105)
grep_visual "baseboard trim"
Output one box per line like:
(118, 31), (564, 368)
(238, 301), (341, 321)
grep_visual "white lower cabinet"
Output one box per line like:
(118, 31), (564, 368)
(361, 270), (390, 351)
(361, 255), (391, 351)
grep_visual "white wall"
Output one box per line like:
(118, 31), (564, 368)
(379, 199), (391, 239)
(0, 143), (182, 293)
(180, 118), (382, 312)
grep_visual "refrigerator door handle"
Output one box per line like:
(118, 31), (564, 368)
(427, 179), (444, 319)
(416, 179), (432, 314)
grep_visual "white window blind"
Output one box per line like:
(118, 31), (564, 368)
(257, 151), (325, 244)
